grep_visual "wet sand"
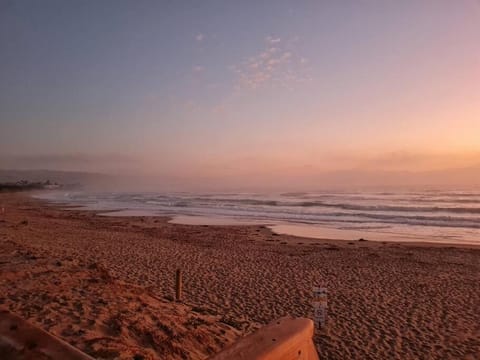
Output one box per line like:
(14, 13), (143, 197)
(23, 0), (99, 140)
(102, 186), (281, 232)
(1, 192), (479, 359)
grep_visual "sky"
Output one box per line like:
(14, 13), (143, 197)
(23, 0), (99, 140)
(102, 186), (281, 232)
(1, 1), (479, 189)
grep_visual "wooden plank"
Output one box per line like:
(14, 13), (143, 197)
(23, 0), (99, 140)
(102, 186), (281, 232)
(212, 317), (319, 360)
(0, 308), (94, 360)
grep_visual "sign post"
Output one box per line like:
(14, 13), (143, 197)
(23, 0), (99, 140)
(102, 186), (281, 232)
(313, 287), (327, 329)
(175, 269), (182, 302)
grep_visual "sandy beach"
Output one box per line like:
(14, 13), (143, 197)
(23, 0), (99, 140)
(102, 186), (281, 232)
(1, 192), (479, 359)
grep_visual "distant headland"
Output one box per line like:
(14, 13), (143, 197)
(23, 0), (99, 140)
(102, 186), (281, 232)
(0, 179), (63, 192)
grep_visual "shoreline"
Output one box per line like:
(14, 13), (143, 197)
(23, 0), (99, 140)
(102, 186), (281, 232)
(1, 192), (479, 359)
(35, 191), (480, 249)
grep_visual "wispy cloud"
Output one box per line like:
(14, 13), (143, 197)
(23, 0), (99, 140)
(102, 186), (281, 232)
(265, 35), (281, 44)
(193, 65), (205, 72)
(195, 33), (205, 42)
(230, 36), (311, 90)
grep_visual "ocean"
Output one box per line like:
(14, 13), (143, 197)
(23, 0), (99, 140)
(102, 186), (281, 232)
(35, 190), (480, 245)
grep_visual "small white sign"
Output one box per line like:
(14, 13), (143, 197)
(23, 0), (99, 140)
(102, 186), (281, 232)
(313, 287), (327, 328)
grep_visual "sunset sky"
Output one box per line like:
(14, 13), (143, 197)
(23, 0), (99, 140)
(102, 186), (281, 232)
(1, 1), (479, 188)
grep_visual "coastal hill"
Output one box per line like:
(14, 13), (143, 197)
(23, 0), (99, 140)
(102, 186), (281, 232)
(0, 170), (111, 188)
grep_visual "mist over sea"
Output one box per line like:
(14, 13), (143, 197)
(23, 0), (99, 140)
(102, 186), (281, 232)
(36, 190), (480, 245)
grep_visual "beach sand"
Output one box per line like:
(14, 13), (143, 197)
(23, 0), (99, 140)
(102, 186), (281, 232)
(0, 192), (479, 359)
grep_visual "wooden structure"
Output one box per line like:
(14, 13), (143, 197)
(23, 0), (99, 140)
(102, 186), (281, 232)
(1, 306), (318, 360)
(212, 317), (319, 360)
(0, 309), (94, 360)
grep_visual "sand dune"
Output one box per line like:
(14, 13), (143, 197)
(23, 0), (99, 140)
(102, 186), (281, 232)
(0, 209), (241, 358)
(0, 192), (479, 359)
